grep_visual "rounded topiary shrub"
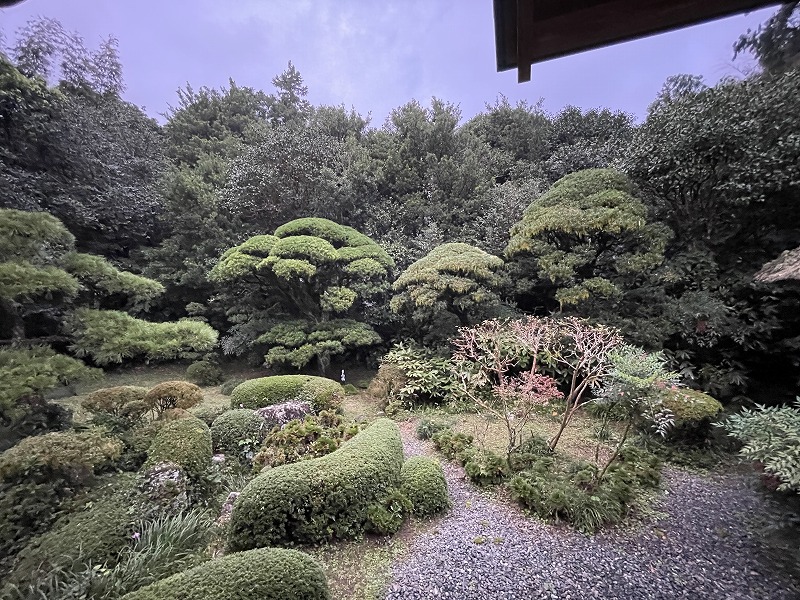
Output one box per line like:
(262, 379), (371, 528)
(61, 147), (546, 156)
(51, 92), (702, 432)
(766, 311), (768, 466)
(82, 386), (149, 430)
(659, 388), (724, 443)
(119, 547), (330, 600)
(144, 381), (204, 415)
(400, 457), (450, 518)
(230, 375), (343, 411)
(228, 418), (403, 550)
(211, 409), (265, 454)
(190, 404), (229, 426)
(185, 360), (223, 386)
(144, 416), (212, 479)
(8, 482), (134, 587)
(220, 377), (246, 396)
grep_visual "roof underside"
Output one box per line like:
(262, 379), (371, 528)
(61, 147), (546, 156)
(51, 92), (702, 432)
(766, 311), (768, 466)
(494, 0), (783, 82)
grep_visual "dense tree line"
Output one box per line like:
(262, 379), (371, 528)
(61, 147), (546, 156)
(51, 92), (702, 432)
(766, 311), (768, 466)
(1, 7), (799, 435)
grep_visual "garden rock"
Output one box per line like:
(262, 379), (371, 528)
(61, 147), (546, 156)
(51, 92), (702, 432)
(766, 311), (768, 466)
(255, 400), (313, 429)
(216, 491), (239, 526)
(137, 461), (189, 516)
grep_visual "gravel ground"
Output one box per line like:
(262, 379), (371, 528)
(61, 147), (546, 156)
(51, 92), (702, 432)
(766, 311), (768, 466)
(385, 422), (798, 600)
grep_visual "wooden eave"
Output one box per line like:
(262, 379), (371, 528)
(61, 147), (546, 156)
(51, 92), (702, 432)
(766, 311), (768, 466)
(495, 0), (783, 82)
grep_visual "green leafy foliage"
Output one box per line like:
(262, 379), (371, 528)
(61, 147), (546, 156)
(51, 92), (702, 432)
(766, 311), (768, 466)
(143, 417), (212, 480)
(400, 456), (450, 517)
(185, 360), (223, 385)
(381, 342), (457, 406)
(230, 375), (343, 411)
(723, 400), (800, 492)
(415, 418), (448, 440)
(462, 448), (511, 486)
(82, 385), (149, 431)
(210, 409), (265, 454)
(6, 485), (136, 589)
(228, 418), (403, 549)
(63, 252), (164, 310)
(118, 547), (331, 600)
(431, 428), (475, 461)
(143, 381), (204, 415)
(390, 242), (506, 337)
(0, 260), (79, 300)
(506, 169), (669, 311)
(508, 446), (661, 533)
(366, 488), (413, 535)
(0, 346), (100, 426)
(252, 411), (361, 472)
(66, 308), (218, 365)
(211, 218), (391, 373)
(11, 509), (213, 600)
(0, 429), (123, 573)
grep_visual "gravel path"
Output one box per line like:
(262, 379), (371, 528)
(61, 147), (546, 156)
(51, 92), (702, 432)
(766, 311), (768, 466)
(385, 422), (798, 600)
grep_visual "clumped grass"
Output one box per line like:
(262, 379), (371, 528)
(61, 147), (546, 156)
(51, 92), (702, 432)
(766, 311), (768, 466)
(4, 509), (212, 600)
(308, 535), (408, 600)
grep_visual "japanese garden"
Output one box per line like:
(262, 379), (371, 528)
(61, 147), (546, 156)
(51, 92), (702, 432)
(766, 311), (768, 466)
(1, 5), (799, 599)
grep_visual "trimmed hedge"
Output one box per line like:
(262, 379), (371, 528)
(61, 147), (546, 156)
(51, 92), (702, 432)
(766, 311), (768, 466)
(228, 418), (403, 550)
(144, 416), (212, 479)
(82, 385), (149, 425)
(8, 479), (135, 586)
(401, 457), (450, 517)
(230, 375), (343, 411)
(119, 547), (330, 600)
(210, 409), (265, 453)
(144, 381), (204, 415)
(185, 361), (223, 385)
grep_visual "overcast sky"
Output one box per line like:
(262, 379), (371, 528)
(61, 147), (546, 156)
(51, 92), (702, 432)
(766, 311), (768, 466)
(0, 0), (778, 125)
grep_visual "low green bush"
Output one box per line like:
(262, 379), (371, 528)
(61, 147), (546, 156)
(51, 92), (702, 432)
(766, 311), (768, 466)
(211, 409), (265, 455)
(508, 446), (661, 533)
(220, 378), (246, 396)
(508, 435), (552, 472)
(415, 418), (448, 440)
(462, 448), (510, 486)
(144, 381), (204, 416)
(0, 428), (122, 485)
(659, 388), (723, 443)
(189, 404), (229, 426)
(431, 428), (474, 461)
(723, 400), (800, 492)
(144, 417), (212, 479)
(7, 480), (135, 587)
(366, 488), (412, 535)
(0, 428), (123, 569)
(252, 411), (361, 472)
(119, 547), (330, 600)
(231, 375), (343, 411)
(185, 361), (223, 386)
(228, 418), (403, 550)
(400, 457), (449, 518)
(82, 385), (149, 431)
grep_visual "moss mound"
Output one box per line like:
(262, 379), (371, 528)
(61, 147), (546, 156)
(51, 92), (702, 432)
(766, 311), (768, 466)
(660, 388), (723, 425)
(210, 409), (264, 453)
(144, 416), (212, 478)
(228, 418), (403, 550)
(401, 456), (450, 517)
(230, 375), (342, 411)
(119, 547), (330, 600)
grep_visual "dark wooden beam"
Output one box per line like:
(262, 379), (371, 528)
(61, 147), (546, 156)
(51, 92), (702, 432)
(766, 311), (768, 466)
(496, 0), (783, 82)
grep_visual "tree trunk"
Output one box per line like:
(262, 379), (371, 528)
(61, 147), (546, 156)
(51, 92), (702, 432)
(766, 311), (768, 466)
(0, 297), (25, 340)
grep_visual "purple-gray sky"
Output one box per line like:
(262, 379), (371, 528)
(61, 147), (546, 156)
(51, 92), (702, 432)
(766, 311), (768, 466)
(0, 0), (778, 125)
